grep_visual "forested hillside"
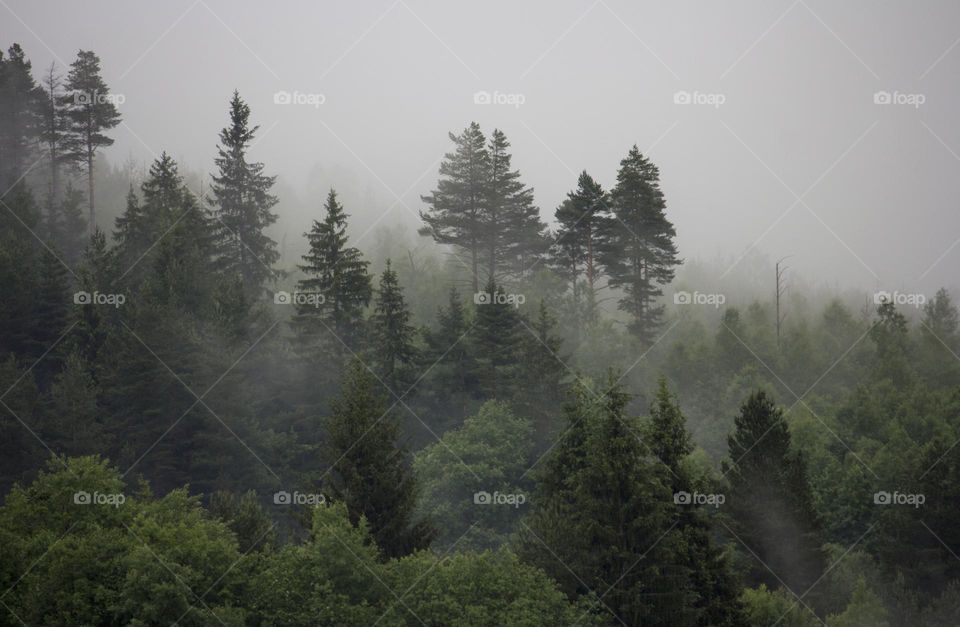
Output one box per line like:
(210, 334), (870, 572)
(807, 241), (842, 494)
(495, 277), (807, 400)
(1, 36), (959, 626)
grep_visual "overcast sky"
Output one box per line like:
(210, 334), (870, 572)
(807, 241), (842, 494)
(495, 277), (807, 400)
(4, 0), (959, 294)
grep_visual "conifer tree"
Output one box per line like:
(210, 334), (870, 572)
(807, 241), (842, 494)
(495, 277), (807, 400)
(0, 44), (42, 189)
(369, 259), (417, 396)
(44, 181), (86, 266)
(419, 122), (489, 292)
(62, 49), (121, 231)
(38, 61), (69, 206)
(42, 350), (105, 457)
(485, 128), (547, 279)
(420, 287), (477, 427)
(723, 391), (826, 601)
(295, 188), (371, 351)
(647, 378), (746, 625)
(471, 278), (524, 400)
(551, 171), (608, 321)
(209, 90), (280, 298)
(599, 146), (680, 344)
(324, 359), (433, 558)
(518, 300), (566, 442)
(520, 374), (693, 625)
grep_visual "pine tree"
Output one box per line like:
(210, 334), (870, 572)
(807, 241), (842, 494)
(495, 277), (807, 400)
(551, 171), (608, 322)
(485, 128), (546, 279)
(519, 374), (694, 625)
(323, 359), (433, 558)
(471, 278), (524, 400)
(518, 300), (566, 443)
(208, 90), (280, 298)
(62, 49), (121, 232)
(419, 122), (489, 292)
(369, 260), (417, 397)
(295, 188), (371, 352)
(38, 61), (69, 207)
(0, 44), (42, 190)
(599, 146), (680, 344)
(869, 299), (911, 384)
(722, 391), (826, 602)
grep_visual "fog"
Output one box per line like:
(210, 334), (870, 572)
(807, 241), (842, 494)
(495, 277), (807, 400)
(4, 0), (959, 293)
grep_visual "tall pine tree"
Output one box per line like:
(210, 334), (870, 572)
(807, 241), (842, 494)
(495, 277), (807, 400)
(369, 259), (417, 397)
(209, 90), (280, 298)
(600, 146), (680, 344)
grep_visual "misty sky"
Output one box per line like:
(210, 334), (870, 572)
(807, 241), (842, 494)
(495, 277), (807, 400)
(4, 0), (959, 294)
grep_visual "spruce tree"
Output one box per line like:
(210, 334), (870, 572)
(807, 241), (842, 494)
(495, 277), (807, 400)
(209, 90), (280, 298)
(520, 374), (693, 625)
(420, 287), (477, 428)
(551, 171), (608, 322)
(485, 128), (547, 279)
(0, 44), (42, 190)
(419, 122), (489, 292)
(45, 181), (87, 266)
(323, 359), (433, 558)
(42, 350), (105, 457)
(599, 146), (680, 344)
(471, 278), (524, 400)
(369, 260), (417, 397)
(723, 391), (826, 602)
(647, 378), (746, 626)
(518, 300), (566, 443)
(295, 188), (372, 352)
(62, 49), (121, 232)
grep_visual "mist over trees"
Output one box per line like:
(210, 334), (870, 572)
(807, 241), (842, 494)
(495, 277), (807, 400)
(1, 31), (959, 627)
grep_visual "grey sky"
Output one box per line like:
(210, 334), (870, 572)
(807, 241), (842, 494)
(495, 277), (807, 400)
(4, 0), (959, 294)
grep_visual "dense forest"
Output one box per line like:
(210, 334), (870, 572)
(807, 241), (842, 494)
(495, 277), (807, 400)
(1, 40), (959, 626)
